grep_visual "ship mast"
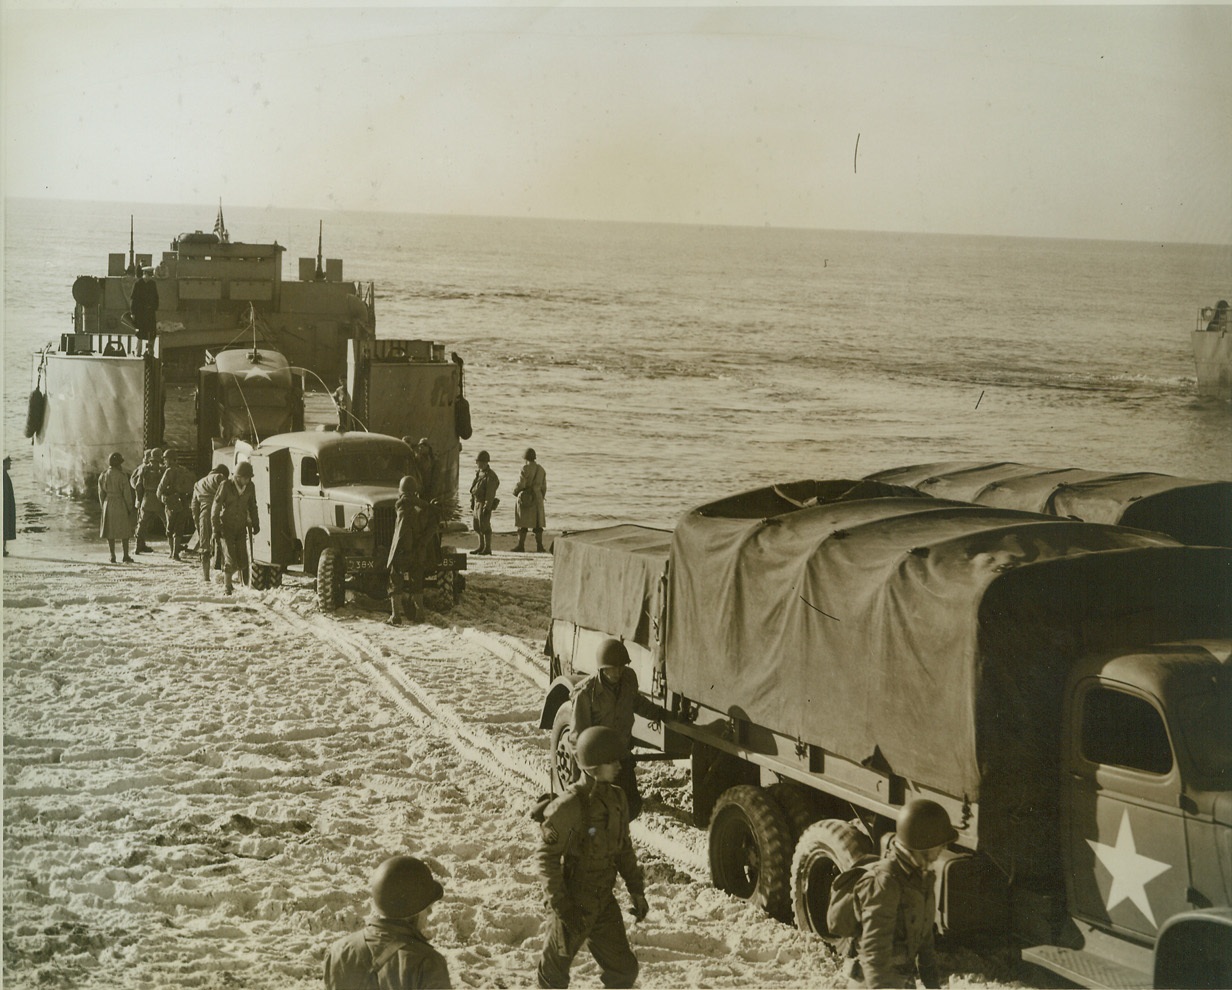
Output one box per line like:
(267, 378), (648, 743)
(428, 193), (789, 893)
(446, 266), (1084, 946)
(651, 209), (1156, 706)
(128, 215), (135, 274)
(315, 220), (324, 281)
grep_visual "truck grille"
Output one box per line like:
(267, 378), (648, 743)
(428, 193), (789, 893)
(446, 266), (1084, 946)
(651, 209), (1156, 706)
(373, 506), (395, 558)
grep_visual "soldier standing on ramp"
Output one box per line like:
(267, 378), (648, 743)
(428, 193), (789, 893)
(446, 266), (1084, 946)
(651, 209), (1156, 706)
(535, 725), (649, 989)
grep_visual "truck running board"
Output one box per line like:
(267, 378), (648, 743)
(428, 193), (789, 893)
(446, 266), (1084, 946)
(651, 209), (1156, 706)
(1021, 941), (1151, 990)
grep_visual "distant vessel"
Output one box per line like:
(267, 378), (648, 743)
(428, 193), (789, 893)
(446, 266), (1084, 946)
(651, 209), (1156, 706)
(28, 210), (474, 496)
(1192, 301), (1231, 401)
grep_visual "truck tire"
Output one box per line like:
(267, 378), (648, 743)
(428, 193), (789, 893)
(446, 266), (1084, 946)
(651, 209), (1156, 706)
(709, 785), (794, 922)
(767, 782), (820, 842)
(790, 818), (875, 941)
(317, 547), (346, 611)
(549, 704), (578, 794)
(250, 562), (281, 591)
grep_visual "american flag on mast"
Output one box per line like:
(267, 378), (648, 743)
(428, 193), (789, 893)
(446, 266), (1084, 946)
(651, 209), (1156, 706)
(213, 200), (229, 243)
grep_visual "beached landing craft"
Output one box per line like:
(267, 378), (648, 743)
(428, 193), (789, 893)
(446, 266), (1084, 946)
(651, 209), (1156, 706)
(27, 210), (473, 499)
(1193, 302), (1231, 402)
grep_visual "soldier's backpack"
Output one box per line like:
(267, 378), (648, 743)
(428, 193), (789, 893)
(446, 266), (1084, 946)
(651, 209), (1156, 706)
(825, 854), (880, 938)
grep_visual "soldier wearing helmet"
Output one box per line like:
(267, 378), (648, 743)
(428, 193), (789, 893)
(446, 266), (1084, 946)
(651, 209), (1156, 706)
(191, 464), (229, 583)
(511, 447), (547, 553)
(386, 474), (438, 625)
(211, 460), (259, 596)
(468, 451), (498, 556)
(156, 450), (196, 562)
(846, 799), (956, 988)
(568, 638), (668, 821)
(323, 854), (451, 989)
(131, 447), (164, 554)
(536, 725), (648, 989)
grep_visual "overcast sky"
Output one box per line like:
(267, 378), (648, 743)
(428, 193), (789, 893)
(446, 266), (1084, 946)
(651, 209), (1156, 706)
(3, 4), (1230, 243)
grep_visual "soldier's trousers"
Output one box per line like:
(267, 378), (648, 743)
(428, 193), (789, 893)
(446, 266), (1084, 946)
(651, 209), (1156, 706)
(219, 533), (249, 589)
(537, 892), (638, 989)
(136, 497), (162, 542)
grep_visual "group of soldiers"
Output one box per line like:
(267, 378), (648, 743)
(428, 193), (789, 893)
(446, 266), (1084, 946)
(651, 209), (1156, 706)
(95, 446), (259, 594)
(324, 635), (958, 989)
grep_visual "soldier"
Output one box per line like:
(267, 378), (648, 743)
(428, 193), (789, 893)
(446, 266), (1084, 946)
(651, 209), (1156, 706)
(191, 464), (229, 583)
(323, 854), (451, 990)
(333, 377), (351, 432)
(569, 638), (667, 821)
(131, 448), (164, 553)
(211, 460), (259, 595)
(387, 474), (436, 625)
(845, 799), (954, 989)
(156, 450), (196, 561)
(536, 726), (649, 990)
(468, 451), (498, 556)
(129, 266), (160, 341)
(512, 447), (547, 553)
(98, 451), (136, 564)
(414, 438), (438, 501)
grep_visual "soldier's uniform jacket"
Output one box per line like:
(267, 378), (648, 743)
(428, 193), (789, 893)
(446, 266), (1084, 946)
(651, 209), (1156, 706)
(211, 478), (258, 539)
(537, 780), (645, 912)
(323, 918), (451, 990)
(851, 840), (940, 989)
(386, 481), (435, 571)
(569, 668), (665, 750)
(157, 465), (196, 512)
(191, 473), (227, 538)
(132, 460), (164, 507)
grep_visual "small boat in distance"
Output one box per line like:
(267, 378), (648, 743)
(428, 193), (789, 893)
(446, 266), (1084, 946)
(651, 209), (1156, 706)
(1193, 300), (1231, 402)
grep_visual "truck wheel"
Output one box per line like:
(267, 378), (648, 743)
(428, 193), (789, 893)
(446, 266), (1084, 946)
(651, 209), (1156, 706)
(250, 562), (280, 591)
(709, 784), (794, 922)
(451, 572), (465, 605)
(549, 704), (578, 794)
(767, 782), (820, 842)
(790, 818), (875, 941)
(317, 547), (346, 611)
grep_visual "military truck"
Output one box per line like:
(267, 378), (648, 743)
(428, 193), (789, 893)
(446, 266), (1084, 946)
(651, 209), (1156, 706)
(540, 479), (1232, 988)
(866, 461), (1232, 549)
(227, 431), (466, 610)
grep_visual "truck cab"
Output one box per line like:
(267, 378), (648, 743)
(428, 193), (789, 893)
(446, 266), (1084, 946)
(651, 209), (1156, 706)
(1048, 642), (1232, 986)
(224, 431), (420, 608)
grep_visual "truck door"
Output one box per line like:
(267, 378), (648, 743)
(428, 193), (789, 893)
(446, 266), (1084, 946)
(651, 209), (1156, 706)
(293, 453), (328, 536)
(1062, 678), (1191, 941)
(249, 447), (292, 565)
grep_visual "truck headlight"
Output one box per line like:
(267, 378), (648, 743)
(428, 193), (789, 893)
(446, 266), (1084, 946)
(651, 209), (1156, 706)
(351, 511), (369, 532)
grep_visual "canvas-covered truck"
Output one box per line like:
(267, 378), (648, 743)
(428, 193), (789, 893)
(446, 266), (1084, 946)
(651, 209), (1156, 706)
(866, 461), (1232, 549)
(539, 479), (1232, 988)
(227, 431), (466, 610)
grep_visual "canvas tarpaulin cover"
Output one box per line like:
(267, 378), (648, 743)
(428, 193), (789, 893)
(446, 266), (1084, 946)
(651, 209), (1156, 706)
(867, 461), (1232, 548)
(662, 486), (1232, 801)
(551, 525), (671, 649)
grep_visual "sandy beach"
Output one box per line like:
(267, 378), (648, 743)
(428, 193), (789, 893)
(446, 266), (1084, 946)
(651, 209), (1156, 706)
(5, 533), (928, 990)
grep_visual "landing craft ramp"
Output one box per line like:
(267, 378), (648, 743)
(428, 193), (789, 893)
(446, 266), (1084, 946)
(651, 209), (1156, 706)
(867, 460), (1232, 547)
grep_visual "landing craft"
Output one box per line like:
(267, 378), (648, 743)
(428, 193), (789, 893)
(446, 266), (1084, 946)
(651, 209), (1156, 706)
(28, 210), (473, 504)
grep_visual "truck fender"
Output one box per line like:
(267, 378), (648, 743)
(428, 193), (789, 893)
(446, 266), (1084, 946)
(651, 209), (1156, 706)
(303, 526), (345, 575)
(540, 675), (584, 730)
(1153, 908), (1232, 988)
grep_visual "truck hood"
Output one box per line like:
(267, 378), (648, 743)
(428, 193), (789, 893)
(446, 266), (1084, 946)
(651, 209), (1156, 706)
(323, 486), (398, 508)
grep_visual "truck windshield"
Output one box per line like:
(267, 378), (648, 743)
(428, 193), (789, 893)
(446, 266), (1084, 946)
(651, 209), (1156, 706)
(1175, 678), (1232, 785)
(320, 444), (411, 487)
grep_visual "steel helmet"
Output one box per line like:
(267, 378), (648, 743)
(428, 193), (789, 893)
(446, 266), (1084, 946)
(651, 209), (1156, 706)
(523, 447), (536, 461)
(213, 463), (230, 477)
(597, 638), (630, 669)
(234, 461), (253, 478)
(109, 451), (125, 467)
(399, 475), (416, 495)
(476, 450), (490, 464)
(895, 799), (958, 851)
(575, 726), (627, 769)
(370, 855), (444, 919)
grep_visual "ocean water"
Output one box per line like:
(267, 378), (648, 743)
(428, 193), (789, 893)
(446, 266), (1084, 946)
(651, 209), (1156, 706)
(4, 197), (1230, 551)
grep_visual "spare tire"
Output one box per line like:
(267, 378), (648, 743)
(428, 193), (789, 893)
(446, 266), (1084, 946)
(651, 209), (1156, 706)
(790, 818), (875, 941)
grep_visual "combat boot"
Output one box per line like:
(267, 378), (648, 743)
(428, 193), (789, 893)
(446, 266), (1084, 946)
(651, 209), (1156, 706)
(410, 593), (425, 622)
(387, 595), (404, 626)
(534, 528), (546, 553)
(512, 528), (527, 552)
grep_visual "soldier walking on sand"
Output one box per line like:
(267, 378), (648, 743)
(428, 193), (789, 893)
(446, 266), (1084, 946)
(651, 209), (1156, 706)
(211, 460), (259, 595)
(98, 451), (136, 563)
(156, 450), (196, 561)
(131, 448), (166, 554)
(535, 726), (649, 990)
(512, 447), (547, 553)
(324, 855), (451, 989)
(468, 451), (499, 556)
(191, 464), (229, 582)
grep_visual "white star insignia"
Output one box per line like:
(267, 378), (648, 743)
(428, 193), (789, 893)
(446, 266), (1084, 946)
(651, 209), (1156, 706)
(1086, 810), (1171, 927)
